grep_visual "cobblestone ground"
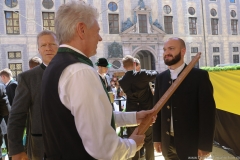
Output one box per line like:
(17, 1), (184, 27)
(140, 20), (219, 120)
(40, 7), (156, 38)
(136, 146), (236, 160)
(3, 146), (236, 160)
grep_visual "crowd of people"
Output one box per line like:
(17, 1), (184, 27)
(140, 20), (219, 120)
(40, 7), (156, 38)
(0, 1), (217, 160)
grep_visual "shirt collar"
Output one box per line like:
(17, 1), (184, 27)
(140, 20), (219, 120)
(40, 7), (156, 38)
(169, 63), (185, 80)
(59, 44), (87, 57)
(97, 71), (106, 79)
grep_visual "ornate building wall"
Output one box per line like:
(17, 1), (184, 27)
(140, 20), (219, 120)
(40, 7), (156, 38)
(0, 0), (239, 78)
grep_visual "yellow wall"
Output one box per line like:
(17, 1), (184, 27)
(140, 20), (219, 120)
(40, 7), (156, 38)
(209, 70), (240, 115)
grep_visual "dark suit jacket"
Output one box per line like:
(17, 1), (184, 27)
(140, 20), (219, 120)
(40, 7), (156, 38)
(5, 79), (18, 106)
(119, 69), (158, 111)
(153, 65), (216, 159)
(0, 83), (11, 117)
(8, 65), (45, 160)
(0, 83), (11, 147)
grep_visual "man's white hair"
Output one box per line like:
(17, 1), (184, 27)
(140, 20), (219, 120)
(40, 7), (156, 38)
(55, 1), (99, 44)
(134, 58), (140, 64)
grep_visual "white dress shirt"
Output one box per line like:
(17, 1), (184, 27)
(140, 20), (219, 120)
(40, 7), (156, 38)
(169, 63), (185, 135)
(58, 45), (138, 160)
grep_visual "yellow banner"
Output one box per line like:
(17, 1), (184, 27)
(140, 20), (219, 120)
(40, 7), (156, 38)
(209, 70), (240, 115)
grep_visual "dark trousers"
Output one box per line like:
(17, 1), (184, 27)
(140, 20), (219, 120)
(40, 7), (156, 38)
(4, 116), (9, 152)
(0, 115), (12, 160)
(164, 136), (179, 160)
(127, 126), (154, 160)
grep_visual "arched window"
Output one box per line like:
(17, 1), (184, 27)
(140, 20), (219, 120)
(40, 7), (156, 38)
(108, 2), (118, 12)
(112, 60), (121, 69)
(210, 9), (217, 16)
(42, 0), (54, 9)
(163, 5), (171, 14)
(5, 0), (18, 8)
(230, 10), (236, 18)
(188, 7), (195, 15)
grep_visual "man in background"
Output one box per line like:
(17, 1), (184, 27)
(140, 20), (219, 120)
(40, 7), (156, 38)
(0, 68), (18, 159)
(0, 68), (18, 106)
(95, 57), (112, 91)
(29, 57), (42, 69)
(0, 83), (11, 160)
(134, 58), (155, 95)
(134, 58), (141, 72)
(7, 30), (58, 160)
(119, 55), (158, 160)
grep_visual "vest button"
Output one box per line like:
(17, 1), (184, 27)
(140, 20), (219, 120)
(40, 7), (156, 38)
(167, 118), (170, 122)
(166, 131), (169, 135)
(167, 106), (170, 109)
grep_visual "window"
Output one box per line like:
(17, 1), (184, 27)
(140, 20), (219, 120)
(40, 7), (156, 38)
(108, 14), (119, 34)
(210, 9), (217, 16)
(42, 12), (55, 31)
(230, 10), (236, 18)
(8, 51), (21, 59)
(8, 63), (22, 79)
(230, 0), (235, 3)
(213, 47), (219, 52)
(112, 60), (121, 69)
(189, 17), (197, 35)
(191, 56), (199, 68)
(191, 47), (198, 53)
(108, 2), (118, 12)
(164, 16), (173, 34)
(209, 0), (216, 1)
(42, 0), (54, 9)
(211, 18), (218, 35)
(5, 11), (19, 34)
(213, 55), (220, 66)
(138, 14), (147, 33)
(231, 19), (238, 35)
(233, 47), (239, 52)
(188, 7), (195, 15)
(5, 0), (18, 8)
(163, 5), (171, 14)
(233, 55), (239, 63)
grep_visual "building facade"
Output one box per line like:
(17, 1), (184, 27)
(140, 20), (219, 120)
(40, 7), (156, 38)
(0, 0), (240, 78)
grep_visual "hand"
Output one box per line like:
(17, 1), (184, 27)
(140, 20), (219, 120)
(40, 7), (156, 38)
(12, 152), (29, 160)
(198, 149), (211, 160)
(154, 142), (162, 153)
(129, 128), (145, 151)
(136, 109), (156, 125)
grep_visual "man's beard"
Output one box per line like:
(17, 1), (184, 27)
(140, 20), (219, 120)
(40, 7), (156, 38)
(164, 52), (181, 66)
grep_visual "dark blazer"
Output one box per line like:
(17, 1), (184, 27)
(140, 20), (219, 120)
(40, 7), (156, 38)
(5, 79), (18, 106)
(7, 65), (45, 160)
(0, 83), (11, 117)
(119, 69), (158, 111)
(153, 65), (216, 159)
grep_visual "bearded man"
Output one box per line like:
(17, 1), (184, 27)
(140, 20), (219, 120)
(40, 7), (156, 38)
(153, 37), (216, 160)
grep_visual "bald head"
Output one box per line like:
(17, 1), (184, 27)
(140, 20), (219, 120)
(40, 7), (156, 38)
(166, 37), (186, 49)
(163, 37), (186, 69)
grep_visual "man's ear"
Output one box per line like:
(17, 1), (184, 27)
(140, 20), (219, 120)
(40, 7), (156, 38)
(76, 22), (86, 40)
(181, 48), (186, 56)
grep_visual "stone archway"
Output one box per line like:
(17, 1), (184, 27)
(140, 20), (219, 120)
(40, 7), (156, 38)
(134, 50), (155, 70)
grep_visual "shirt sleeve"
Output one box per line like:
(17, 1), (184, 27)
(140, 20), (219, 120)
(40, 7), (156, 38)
(59, 63), (137, 160)
(114, 111), (137, 128)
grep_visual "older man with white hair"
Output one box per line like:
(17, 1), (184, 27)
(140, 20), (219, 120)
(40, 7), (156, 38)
(41, 1), (156, 160)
